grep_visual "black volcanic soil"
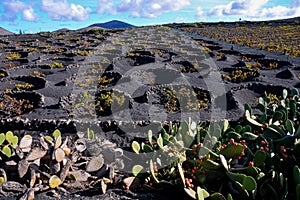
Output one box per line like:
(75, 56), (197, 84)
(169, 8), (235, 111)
(0, 24), (299, 199)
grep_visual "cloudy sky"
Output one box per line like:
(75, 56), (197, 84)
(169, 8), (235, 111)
(0, 0), (299, 33)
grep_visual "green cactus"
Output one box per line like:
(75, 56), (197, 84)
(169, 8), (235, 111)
(253, 150), (266, 167)
(157, 134), (164, 149)
(148, 130), (153, 144)
(227, 131), (241, 141)
(161, 127), (170, 144)
(212, 123), (222, 138)
(53, 129), (61, 138)
(210, 192), (227, 200)
(2, 145), (11, 157)
(227, 193), (233, 200)
(45, 135), (54, 142)
(285, 119), (295, 134)
(291, 88), (299, 96)
(295, 140), (300, 156)
(268, 124), (286, 135)
(223, 120), (229, 132)
(258, 113), (267, 124)
(198, 146), (219, 159)
(259, 182), (277, 199)
(293, 166), (300, 185)
(241, 132), (258, 140)
(289, 99), (297, 118)
(5, 131), (18, 147)
(231, 166), (258, 178)
(219, 143), (244, 158)
(235, 125), (243, 133)
(150, 160), (159, 183)
(196, 132), (201, 144)
(273, 135), (295, 147)
(219, 154), (229, 171)
(125, 88), (300, 199)
(245, 110), (263, 127)
(295, 126), (300, 138)
(0, 131), (19, 158)
(272, 111), (283, 122)
(257, 103), (267, 114)
(227, 171), (246, 184)
(265, 96), (271, 105)
(240, 125), (252, 134)
(183, 132), (194, 148)
(262, 126), (283, 140)
(282, 89), (288, 100)
(297, 184), (300, 200)
(242, 176), (257, 191)
(0, 177), (5, 185)
(141, 142), (153, 152)
(184, 188), (197, 199)
(244, 104), (252, 115)
(132, 165), (143, 177)
(238, 182), (252, 198)
(258, 97), (265, 106)
(0, 133), (5, 145)
(201, 159), (221, 170)
(87, 128), (95, 139)
(132, 141), (140, 154)
(197, 186), (210, 200)
(177, 163), (186, 187)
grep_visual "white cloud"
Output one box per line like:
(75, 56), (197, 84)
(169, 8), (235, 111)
(1, 0), (26, 21)
(41, 0), (91, 21)
(200, 0), (300, 20)
(116, 0), (191, 18)
(151, 3), (161, 11)
(291, 0), (300, 7)
(1, 0), (39, 22)
(195, 7), (205, 19)
(3, 0), (26, 13)
(97, 0), (116, 14)
(260, 6), (293, 19)
(22, 7), (38, 22)
(259, 6), (300, 20)
(208, 0), (268, 17)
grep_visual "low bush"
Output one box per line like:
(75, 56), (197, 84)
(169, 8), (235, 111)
(87, 28), (106, 35)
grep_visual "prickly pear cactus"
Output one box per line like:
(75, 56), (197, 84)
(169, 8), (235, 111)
(128, 88), (300, 199)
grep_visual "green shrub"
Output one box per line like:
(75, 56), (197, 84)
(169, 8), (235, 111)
(75, 50), (92, 56)
(6, 53), (21, 60)
(49, 62), (64, 68)
(130, 88), (300, 199)
(87, 28), (106, 35)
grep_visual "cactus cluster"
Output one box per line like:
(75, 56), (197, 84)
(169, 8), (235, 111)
(49, 62), (64, 68)
(0, 88), (299, 199)
(222, 69), (259, 83)
(6, 53), (21, 60)
(130, 88), (300, 199)
(0, 129), (125, 199)
(0, 131), (18, 158)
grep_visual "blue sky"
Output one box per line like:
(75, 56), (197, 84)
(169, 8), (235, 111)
(0, 0), (299, 33)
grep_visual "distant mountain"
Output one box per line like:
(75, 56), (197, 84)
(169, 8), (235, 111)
(0, 27), (14, 35)
(88, 20), (135, 29)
